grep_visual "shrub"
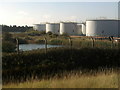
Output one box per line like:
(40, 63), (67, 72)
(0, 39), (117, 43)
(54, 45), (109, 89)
(51, 34), (59, 38)
(35, 39), (45, 44)
(24, 37), (32, 40)
(2, 48), (120, 83)
(47, 31), (53, 35)
(49, 39), (62, 45)
(27, 30), (41, 36)
(2, 32), (13, 42)
(39, 31), (46, 34)
(2, 41), (16, 53)
(27, 30), (46, 36)
(61, 33), (69, 37)
(18, 38), (28, 44)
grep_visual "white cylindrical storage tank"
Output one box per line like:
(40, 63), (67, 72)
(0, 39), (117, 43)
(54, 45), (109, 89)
(33, 24), (46, 31)
(118, 20), (120, 37)
(46, 23), (60, 34)
(60, 22), (77, 35)
(82, 24), (86, 35)
(86, 20), (118, 37)
(77, 24), (82, 35)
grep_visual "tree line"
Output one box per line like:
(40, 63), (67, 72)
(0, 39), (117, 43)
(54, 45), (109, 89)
(2, 25), (33, 32)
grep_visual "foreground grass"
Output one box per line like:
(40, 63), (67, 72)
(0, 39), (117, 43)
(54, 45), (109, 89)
(3, 71), (119, 88)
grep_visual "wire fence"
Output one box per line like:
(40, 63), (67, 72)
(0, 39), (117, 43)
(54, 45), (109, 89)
(15, 36), (120, 54)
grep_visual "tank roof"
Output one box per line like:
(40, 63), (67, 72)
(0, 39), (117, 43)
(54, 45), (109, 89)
(77, 22), (85, 24)
(86, 19), (119, 21)
(60, 22), (77, 23)
(46, 23), (59, 24)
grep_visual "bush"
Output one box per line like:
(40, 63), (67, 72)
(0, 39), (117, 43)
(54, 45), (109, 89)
(35, 39), (45, 44)
(18, 38), (28, 44)
(39, 31), (46, 34)
(27, 30), (46, 36)
(27, 30), (41, 36)
(47, 31), (53, 35)
(2, 32), (17, 53)
(2, 32), (13, 42)
(2, 48), (120, 83)
(49, 39), (62, 45)
(24, 36), (32, 40)
(2, 41), (16, 53)
(61, 33), (69, 37)
(51, 34), (59, 38)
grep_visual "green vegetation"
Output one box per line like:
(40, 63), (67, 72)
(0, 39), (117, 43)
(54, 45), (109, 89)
(2, 25), (32, 32)
(2, 30), (120, 88)
(46, 31), (53, 35)
(2, 41), (16, 53)
(17, 38), (28, 44)
(2, 32), (13, 41)
(26, 30), (46, 36)
(35, 39), (45, 44)
(61, 33), (69, 37)
(2, 32), (16, 53)
(2, 47), (120, 84)
(9, 30), (120, 49)
(49, 39), (62, 45)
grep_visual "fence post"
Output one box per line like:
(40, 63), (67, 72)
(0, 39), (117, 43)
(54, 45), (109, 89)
(16, 38), (19, 54)
(68, 37), (73, 60)
(68, 37), (72, 50)
(44, 37), (47, 54)
(91, 37), (95, 48)
(109, 36), (114, 48)
(111, 40), (114, 49)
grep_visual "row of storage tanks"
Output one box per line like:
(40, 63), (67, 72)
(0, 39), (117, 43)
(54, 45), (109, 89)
(33, 20), (120, 37)
(33, 22), (86, 36)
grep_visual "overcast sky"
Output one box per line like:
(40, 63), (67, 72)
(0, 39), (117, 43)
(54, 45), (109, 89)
(0, 1), (119, 26)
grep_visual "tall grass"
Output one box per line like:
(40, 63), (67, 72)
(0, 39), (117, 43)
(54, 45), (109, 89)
(2, 47), (120, 84)
(3, 69), (119, 88)
(3, 33), (120, 87)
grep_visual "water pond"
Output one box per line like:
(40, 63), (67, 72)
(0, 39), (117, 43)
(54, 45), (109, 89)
(19, 44), (62, 51)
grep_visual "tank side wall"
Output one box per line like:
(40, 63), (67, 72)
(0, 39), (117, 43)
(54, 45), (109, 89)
(33, 24), (46, 31)
(82, 24), (86, 35)
(118, 20), (120, 37)
(46, 24), (60, 34)
(86, 21), (118, 37)
(46, 24), (52, 33)
(54, 24), (60, 35)
(60, 23), (77, 35)
(77, 25), (82, 35)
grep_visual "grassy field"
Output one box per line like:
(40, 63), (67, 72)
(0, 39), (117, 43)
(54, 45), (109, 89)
(3, 70), (119, 88)
(3, 48), (120, 84)
(2, 32), (120, 88)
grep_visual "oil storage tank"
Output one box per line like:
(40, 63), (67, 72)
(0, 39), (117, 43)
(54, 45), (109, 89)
(118, 20), (120, 37)
(33, 24), (46, 31)
(86, 20), (119, 37)
(60, 22), (78, 35)
(46, 23), (60, 34)
(77, 23), (86, 35)
(77, 24), (83, 35)
(82, 23), (86, 35)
